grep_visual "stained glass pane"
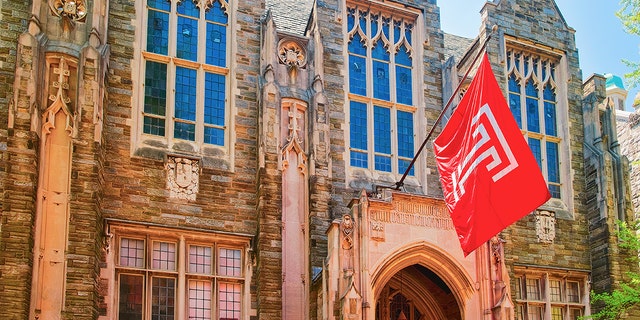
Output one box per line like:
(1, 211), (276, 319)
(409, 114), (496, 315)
(397, 110), (413, 176)
(219, 248), (242, 277)
(526, 278), (541, 300)
(175, 67), (197, 121)
(348, 33), (366, 56)
(546, 141), (559, 183)
(509, 92), (522, 128)
(373, 61), (390, 101)
(204, 127), (224, 145)
(148, 0), (170, 11)
(189, 245), (212, 274)
(374, 155), (391, 172)
(550, 280), (562, 302)
(526, 96), (540, 133)
(144, 117), (166, 136)
(152, 277), (176, 320)
(347, 9), (355, 31)
(529, 138), (542, 170)
(147, 9), (169, 54)
(205, 0), (228, 24)
(396, 65), (412, 105)
(405, 24), (412, 45)
(177, 0), (199, 17)
(174, 122), (196, 141)
(188, 280), (212, 320)
(395, 46), (411, 66)
(567, 282), (580, 303)
(372, 41), (389, 61)
(177, 16), (198, 61)
(119, 274), (144, 320)
(349, 55), (367, 95)
(206, 22), (227, 66)
(397, 111), (414, 153)
(350, 101), (368, 168)
(370, 14), (379, 40)
(120, 238), (145, 268)
(551, 307), (564, 320)
(144, 61), (167, 116)
(152, 241), (176, 271)
(374, 106), (391, 154)
(219, 283), (241, 320)
(204, 72), (225, 126)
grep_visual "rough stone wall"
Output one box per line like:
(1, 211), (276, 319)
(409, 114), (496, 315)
(582, 74), (638, 313)
(103, 0), (264, 317)
(0, 1), (36, 318)
(478, 0), (591, 280)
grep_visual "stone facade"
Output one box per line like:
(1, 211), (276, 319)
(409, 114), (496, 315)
(0, 0), (637, 319)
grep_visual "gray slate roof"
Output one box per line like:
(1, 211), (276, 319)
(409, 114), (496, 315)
(266, 0), (314, 35)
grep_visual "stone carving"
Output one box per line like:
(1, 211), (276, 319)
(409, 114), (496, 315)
(278, 40), (306, 67)
(50, 0), (87, 22)
(166, 156), (200, 201)
(535, 210), (556, 243)
(341, 215), (354, 250)
(370, 221), (385, 241)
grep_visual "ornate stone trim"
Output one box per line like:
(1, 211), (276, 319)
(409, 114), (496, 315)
(341, 215), (355, 250)
(50, 0), (87, 22)
(278, 39), (306, 68)
(166, 156), (200, 201)
(535, 210), (556, 243)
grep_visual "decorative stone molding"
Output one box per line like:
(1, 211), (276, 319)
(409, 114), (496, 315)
(341, 215), (355, 250)
(50, 0), (87, 22)
(535, 210), (556, 243)
(278, 39), (306, 68)
(166, 156), (200, 201)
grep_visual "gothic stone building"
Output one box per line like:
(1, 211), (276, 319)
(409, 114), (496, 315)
(0, 0), (637, 319)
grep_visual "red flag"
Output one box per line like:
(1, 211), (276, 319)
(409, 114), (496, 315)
(433, 53), (550, 256)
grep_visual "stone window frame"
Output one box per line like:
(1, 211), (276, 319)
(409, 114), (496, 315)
(513, 267), (589, 320)
(110, 222), (249, 320)
(131, 0), (236, 166)
(344, 0), (425, 186)
(504, 38), (574, 218)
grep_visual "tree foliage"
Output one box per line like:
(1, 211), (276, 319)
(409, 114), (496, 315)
(582, 221), (640, 319)
(617, 0), (640, 89)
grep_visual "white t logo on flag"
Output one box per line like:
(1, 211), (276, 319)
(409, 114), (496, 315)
(452, 103), (519, 201)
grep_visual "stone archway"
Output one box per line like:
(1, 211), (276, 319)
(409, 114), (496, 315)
(375, 264), (460, 320)
(370, 242), (475, 320)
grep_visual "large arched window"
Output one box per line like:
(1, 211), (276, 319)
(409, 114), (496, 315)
(139, 0), (230, 153)
(506, 48), (562, 199)
(346, 3), (417, 177)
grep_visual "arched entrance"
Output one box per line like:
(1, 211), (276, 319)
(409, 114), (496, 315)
(375, 265), (461, 320)
(370, 242), (475, 320)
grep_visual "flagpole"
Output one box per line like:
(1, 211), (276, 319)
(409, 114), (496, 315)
(394, 26), (497, 190)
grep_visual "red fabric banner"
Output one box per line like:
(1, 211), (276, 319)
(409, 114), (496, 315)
(433, 53), (550, 256)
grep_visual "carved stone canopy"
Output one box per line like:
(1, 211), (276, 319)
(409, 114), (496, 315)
(278, 39), (306, 68)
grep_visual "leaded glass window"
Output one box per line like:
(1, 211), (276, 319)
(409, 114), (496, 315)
(142, 0), (230, 148)
(507, 48), (562, 199)
(115, 230), (245, 320)
(347, 4), (416, 176)
(514, 272), (588, 320)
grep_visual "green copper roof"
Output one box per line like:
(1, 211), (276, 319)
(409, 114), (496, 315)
(605, 73), (625, 90)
